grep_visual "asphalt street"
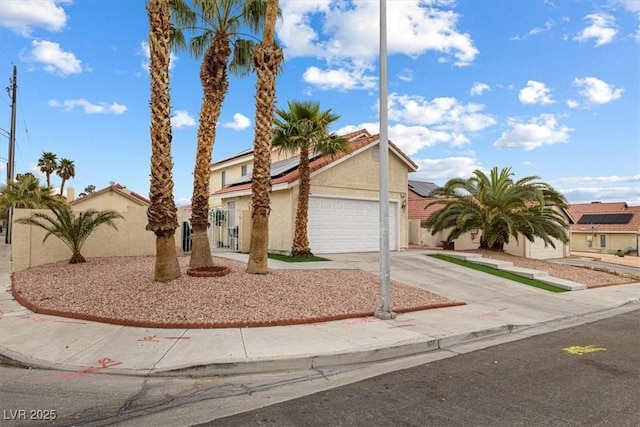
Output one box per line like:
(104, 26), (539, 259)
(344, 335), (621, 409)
(203, 309), (640, 427)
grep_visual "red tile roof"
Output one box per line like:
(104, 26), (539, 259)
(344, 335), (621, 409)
(408, 197), (453, 220)
(214, 131), (417, 196)
(569, 202), (640, 233)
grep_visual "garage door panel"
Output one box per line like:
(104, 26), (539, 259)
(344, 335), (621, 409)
(308, 196), (398, 253)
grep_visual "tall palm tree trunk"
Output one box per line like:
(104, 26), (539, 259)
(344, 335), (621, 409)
(146, 0), (181, 281)
(190, 36), (230, 268)
(291, 146), (311, 256)
(246, 0), (282, 274)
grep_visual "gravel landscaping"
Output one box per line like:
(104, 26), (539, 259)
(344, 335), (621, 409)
(464, 249), (636, 287)
(12, 255), (463, 328)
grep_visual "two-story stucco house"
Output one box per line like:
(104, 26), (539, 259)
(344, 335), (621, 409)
(208, 129), (418, 254)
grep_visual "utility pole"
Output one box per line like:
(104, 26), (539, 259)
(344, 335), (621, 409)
(5, 65), (17, 244)
(374, 0), (395, 320)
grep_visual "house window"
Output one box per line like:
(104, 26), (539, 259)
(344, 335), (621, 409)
(600, 234), (606, 247)
(241, 165), (252, 176)
(221, 170), (227, 187)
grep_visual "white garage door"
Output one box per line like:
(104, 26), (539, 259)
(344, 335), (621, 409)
(308, 196), (398, 253)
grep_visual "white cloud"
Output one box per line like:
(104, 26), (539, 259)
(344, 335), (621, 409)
(558, 174), (640, 183)
(566, 99), (580, 108)
(494, 114), (572, 150)
(518, 80), (554, 105)
(0, 0), (71, 37)
(171, 110), (196, 128)
(574, 13), (617, 46)
(470, 82), (490, 96)
(412, 157), (484, 181)
(21, 40), (82, 76)
(222, 113), (251, 131)
(337, 122), (468, 156)
(608, 0), (640, 14)
(336, 93), (496, 154)
(574, 77), (624, 104)
(387, 93), (496, 133)
(302, 64), (377, 91)
(559, 186), (640, 204)
(279, 0), (478, 66)
(397, 68), (414, 82)
(140, 40), (178, 72)
(511, 19), (556, 40)
(48, 99), (127, 114)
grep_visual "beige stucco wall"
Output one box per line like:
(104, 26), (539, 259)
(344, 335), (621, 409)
(571, 231), (638, 255)
(72, 190), (147, 212)
(408, 220), (478, 250)
(224, 192), (295, 254)
(12, 206), (182, 272)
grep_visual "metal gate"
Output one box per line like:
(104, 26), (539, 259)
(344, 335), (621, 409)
(208, 203), (240, 252)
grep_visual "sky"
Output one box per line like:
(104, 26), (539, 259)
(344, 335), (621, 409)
(0, 0), (639, 207)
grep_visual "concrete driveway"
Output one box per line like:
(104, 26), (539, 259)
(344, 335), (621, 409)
(548, 254), (640, 276)
(322, 250), (557, 305)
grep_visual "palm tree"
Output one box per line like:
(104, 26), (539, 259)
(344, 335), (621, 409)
(171, 0), (269, 268)
(57, 158), (75, 196)
(273, 101), (350, 256)
(246, 0), (282, 274)
(425, 167), (569, 250)
(16, 204), (123, 264)
(146, 0), (181, 281)
(0, 174), (63, 209)
(37, 152), (58, 187)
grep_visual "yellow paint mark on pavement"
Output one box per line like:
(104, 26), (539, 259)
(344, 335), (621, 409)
(563, 345), (607, 355)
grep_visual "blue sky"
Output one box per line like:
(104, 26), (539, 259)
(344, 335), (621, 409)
(1, 0), (638, 206)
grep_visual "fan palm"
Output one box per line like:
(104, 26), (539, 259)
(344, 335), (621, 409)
(273, 101), (350, 256)
(37, 152), (58, 187)
(425, 167), (569, 250)
(246, 0), (282, 274)
(0, 174), (63, 209)
(16, 204), (123, 264)
(57, 158), (75, 196)
(171, 0), (271, 268)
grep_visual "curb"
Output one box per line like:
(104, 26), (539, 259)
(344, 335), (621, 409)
(3, 301), (637, 377)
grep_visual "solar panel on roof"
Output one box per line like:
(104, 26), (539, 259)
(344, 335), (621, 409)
(577, 213), (633, 224)
(226, 153), (320, 187)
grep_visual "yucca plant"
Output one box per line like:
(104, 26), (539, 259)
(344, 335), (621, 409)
(17, 204), (124, 264)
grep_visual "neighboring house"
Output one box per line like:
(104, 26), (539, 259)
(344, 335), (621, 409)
(407, 180), (572, 259)
(568, 201), (640, 256)
(69, 183), (150, 211)
(210, 129), (418, 254)
(12, 183), (177, 272)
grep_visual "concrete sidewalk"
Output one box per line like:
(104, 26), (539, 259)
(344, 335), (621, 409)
(1, 243), (638, 377)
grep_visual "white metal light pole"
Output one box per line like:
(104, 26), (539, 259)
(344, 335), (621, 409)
(374, 0), (395, 320)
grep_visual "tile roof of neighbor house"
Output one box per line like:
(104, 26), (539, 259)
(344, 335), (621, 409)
(213, 130), (418, 196)
(568, 201), (640, 233)
(70, 183), (150, 207)
(408, 197), (452, 220)
(408, 180), (440, 198)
